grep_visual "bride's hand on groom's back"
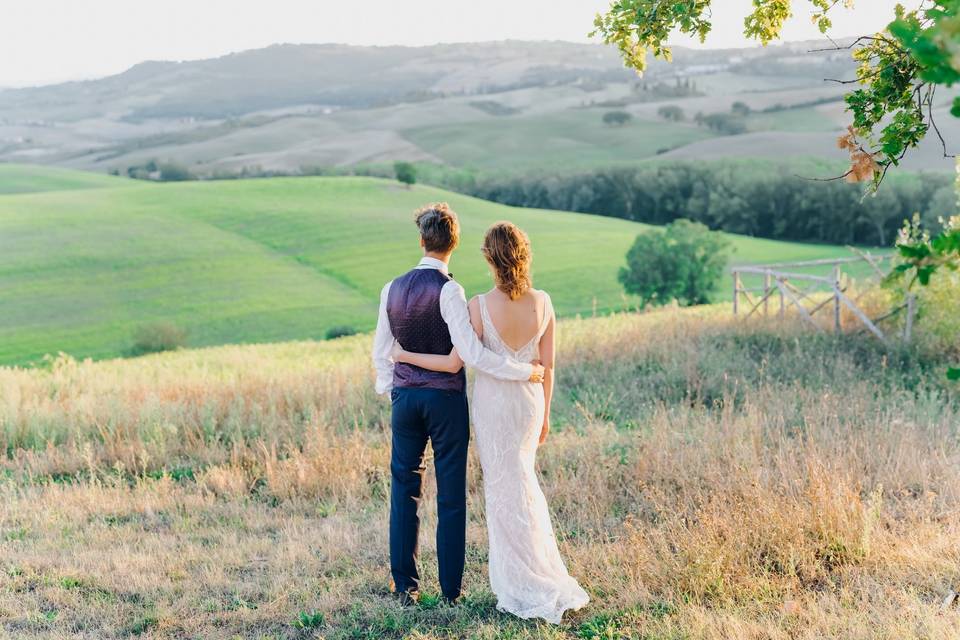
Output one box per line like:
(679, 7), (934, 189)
(529, 361), (545, 383)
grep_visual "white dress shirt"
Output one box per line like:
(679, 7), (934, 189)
(372, 257), (533, 394)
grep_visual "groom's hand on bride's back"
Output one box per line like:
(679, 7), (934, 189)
(529, 362), (545, 383)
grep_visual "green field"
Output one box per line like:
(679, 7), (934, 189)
(0, 164), (128, 195)
(0, 165), (866, 365)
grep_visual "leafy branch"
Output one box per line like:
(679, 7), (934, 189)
(887, 213), (960, 379)
(591, 1), (960, 189)
(593, 0), (960, 379)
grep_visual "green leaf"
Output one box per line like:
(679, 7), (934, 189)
(948, 367), (960, 381)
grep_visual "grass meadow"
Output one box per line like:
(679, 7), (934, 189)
(2, 300), (959, 639)
(0, 164), (128, 195)
(0, 168), (867, 365)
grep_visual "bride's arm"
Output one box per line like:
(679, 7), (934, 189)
(389, 296), (484, 375)
(391, 343), (464, 373)
(538, 310), (556, 445)
(390, 296), (492, 373)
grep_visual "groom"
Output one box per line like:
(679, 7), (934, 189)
(372, 203), (543, 605)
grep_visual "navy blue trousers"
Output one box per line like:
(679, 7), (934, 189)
(389, 387), (469, 600)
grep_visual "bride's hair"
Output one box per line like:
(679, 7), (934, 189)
(482, 222), (532, 300)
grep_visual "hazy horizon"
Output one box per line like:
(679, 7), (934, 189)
(2, 0), (911, 88)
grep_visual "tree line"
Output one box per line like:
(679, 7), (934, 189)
(464, 163), (956, 246)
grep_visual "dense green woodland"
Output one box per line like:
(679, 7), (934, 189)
(464, 163), (956, 246)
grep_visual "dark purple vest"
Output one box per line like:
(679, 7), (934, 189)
(387, 268), (466, 393)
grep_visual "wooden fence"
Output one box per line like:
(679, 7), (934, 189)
(731, 252), (916, 344)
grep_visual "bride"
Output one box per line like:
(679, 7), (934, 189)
(391, 221), (589, 624)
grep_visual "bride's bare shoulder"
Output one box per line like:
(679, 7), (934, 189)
(467, 295), (484, 336)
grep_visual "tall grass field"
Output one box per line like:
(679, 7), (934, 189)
(1, 165), (868, 365)
(1, 305), (958, 639)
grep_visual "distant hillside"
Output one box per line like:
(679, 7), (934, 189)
(3, 39), (953, 177)
(0, 166), (866, 365)
(0, 41), (638, 121)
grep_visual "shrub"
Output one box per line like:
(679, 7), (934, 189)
(325, 325), (358, 340)
(618, 219), (732, 307)
(394, 161), (417, 188)
(657, 105), (685, 121)
(130, 322), (187, 356)
(700, 113), (747, 135)
(602, 111), (633, 126)
(158, 162), (194, 182)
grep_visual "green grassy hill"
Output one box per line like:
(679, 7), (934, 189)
(0, 164), (129, 194)
(0, 165), (864, 365)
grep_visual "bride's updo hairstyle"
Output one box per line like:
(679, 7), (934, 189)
(482, 222), (532, 300)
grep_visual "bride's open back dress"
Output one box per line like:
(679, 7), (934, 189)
(472, 291), (589, 623)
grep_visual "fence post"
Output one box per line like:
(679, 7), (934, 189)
(833, 263), (842, 333)
(733, 271), (740, 315)
(778, 277), (785, 318)
(763, 271), (771, 317)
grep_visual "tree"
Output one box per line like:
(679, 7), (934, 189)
(700, 113), (747, 135)
(593, 0), (960, 377)
(158, 162), (193, 182)
(618, 219), (731, 307)
(394, 161), (417, 188)
(731, 101), (752, 117)
(602, 111), (633, 126)
(591, 1), (958, 189)
(657, 105), (685, 121)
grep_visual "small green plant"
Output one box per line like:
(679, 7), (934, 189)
(130, 322), (187, 356)
(126, 614), (159, 635)
(417, 592), (442, 609)
(293, 610), (325, 629)
(59, 576), (84, 589)
(578, 613), (621, 640)
(325, 325), (358, 340)
(3, 527), (28, 542)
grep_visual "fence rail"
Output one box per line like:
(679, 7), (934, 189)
(731, 252), (915, 343)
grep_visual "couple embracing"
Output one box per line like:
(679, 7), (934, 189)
(372, 203), (589, 623)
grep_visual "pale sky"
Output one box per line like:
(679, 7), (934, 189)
(1, 0), (911, 87)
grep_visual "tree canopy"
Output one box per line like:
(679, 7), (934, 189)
(592, 0), (958, 189)
(593, 0), (959, 378)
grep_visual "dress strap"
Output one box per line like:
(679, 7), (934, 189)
(477, 294), (493, 334)
(477, 293), (491, 323)
(536, 291), (554, 339)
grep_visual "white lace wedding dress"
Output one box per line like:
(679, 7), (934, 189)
(472, 291), (589, 624)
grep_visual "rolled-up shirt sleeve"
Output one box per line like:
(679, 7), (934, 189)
(372, 281), (395, 395)
(439, 281), (533, 381)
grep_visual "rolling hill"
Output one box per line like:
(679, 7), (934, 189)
(13, 39), (952, 178)
(0, 165), (870, 365)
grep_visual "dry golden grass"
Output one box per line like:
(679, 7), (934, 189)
(1, 305), (958, 639)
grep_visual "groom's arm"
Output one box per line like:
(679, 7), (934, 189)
(439, 281), (534, 381)
(372, 281), (395, 395)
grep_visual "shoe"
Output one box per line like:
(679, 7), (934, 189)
(441, 594), (461, 606)
(393, 589), (420, 607)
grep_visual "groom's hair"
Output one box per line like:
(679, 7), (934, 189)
(415, 202), (460, 254)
